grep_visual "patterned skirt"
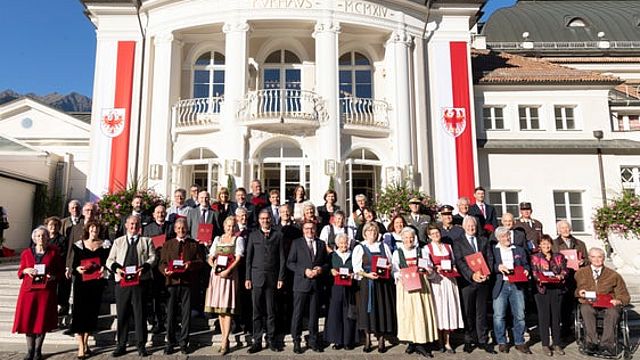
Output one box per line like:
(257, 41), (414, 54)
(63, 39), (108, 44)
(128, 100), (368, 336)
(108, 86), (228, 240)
(204, 268), (238, 315)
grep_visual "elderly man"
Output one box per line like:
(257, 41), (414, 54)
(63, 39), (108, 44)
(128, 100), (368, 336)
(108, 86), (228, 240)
(491, 226), (531, 354)
(347, 194), (368, 233)
(107, 215), (157, 357)
(116, 194), (152, 238)
(490, 213), (527, 249)
(59, 199), (82, 316)
(452, 216), (495, 354)
(188, 190), (220, 242)
(247, 179), (269, 211)
(231, 187), (257, 228)
(514, 202), (543, 247)
(166, 188), (192, 221)
(576, 248), (630, 355)
(453, 197), (473, 226)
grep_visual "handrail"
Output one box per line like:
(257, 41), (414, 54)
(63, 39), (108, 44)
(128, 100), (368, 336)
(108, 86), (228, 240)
(340, 97), (390, 128)
(174, 96), (224, 127)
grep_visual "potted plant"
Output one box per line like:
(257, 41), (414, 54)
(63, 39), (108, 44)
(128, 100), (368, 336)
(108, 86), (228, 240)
(97, 185), (167, 237)
(593, 191), (640, 274)
(374, 183), (439, 223)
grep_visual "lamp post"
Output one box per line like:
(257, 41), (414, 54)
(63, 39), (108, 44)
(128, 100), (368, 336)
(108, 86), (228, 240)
(593, 130), (607, 206)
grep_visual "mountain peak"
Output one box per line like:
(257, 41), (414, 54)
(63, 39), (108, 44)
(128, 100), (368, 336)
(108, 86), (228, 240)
(0, 90), (92, 112)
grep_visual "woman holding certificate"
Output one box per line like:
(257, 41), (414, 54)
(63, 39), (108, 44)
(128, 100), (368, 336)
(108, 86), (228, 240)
(69, 220), (111, 358)
(353, 221), (395, 353)
(392, 227), (438, 358)
(531, 235), (568, 356)
(204, 216), (244, 355)
(424, 225), (464, 353)
(325, 234), (356, 350)
(13, 226), (64, 360)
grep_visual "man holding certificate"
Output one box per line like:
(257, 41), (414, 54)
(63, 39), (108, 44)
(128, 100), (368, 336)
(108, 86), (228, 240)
(452, 216), (495, 354)
(106, 215), (157, 357)
(491, 226), (531, 354)
(159, 217), (204, 355)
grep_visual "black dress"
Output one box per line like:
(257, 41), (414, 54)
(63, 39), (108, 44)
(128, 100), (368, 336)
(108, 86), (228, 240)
(355, 244), (396, 335)
(69, 241), (110, 333)
(325, 251), (356, 346)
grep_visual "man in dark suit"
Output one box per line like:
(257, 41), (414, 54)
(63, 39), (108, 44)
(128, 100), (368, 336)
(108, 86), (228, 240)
(439, 205), (464, 245)
(231, 187), (257, 228)
(489, 213), (527, 249)
(452, 216), (496, 354)
(116, 195), (153, 238)
(452, 197), (473, 226)
(287, 221), (330, 353)
(247, 179), (269, 212)
(59, 199), (82, 316)
(514, 202), (543, 248)
(188, 191), (219, 241)
(185, 184), (199, 208)
(404, 197), (431, 245)
(468, 187), (498, 235)
(266, 190), (281, 225)
(159, 217), (204, 355)
(245, 210), (286, 353)
(106, 215), (157, 357)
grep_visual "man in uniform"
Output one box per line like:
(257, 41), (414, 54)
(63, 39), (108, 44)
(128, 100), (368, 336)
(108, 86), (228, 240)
(405, 197), (431, 245)
(514, 202), (543, 249)
(439, 205), (464, 245)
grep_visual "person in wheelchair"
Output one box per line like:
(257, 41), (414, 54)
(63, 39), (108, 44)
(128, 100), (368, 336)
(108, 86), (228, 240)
(575, 247), (630, 356)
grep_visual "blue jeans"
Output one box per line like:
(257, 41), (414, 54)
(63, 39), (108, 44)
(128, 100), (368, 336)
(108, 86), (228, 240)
(492, 282), (526, 345)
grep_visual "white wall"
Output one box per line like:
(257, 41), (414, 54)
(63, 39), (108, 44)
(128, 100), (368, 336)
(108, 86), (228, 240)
(0, 177), (36, 250)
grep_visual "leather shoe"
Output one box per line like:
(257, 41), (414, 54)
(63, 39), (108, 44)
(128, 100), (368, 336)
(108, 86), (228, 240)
(32, 353), (42, 360)
(481, 344), (497, 354)
(268, 343), (280, 352)
(405, 343), (416, 354)
(248, 343), (262, 354)
(463, 343), (474, 353)
(293, 342), (303, 354)
(498, 344), (509, 353)
(543, 346), (553, 356)
(446, 346), (456, 354)
(363, 345), (373, 353)
(332, 344), (343, 350)
(553, 345), (565, 355)
(179, 345), (189, 355)
(345, 344), (354, 350)
(585, 342), (598, 354)
(111, 347), (126, 357)
(137, 347), (148, 357)
(415, 344), (433, 358)
(312, 344), (324, 353)
(515, 344), (532, 354)
(163, 345), (174, 355)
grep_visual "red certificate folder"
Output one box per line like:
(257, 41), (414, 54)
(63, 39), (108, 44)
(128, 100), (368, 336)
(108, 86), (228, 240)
(507, 265), (529, 283)
(560, 249), (580, 270)
(334, 267), (352, 286)
(371, 255), (390, 279)
(197, 223), (214, 245)
(465, 252), (490, 277)
(121, 266), (140, 287)
(592, 294), (614, 308)
(151, 235), (166, 248)
(537, 271), (562, 284)
(169, 259), (186, 273)
(400, 267), (423, 292)
(81, 257), (102, 281)
(215, 255), (235, 274)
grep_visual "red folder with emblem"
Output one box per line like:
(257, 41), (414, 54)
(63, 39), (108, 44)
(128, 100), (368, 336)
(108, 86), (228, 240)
(537, 271), (562, 284)
(560, 249), (580, 270)
(507, 265), (529, 283)
(151, 234), (166, 248)
(197, 223), (214, 245)
(592, 294), (614, 309)
(400, 267), (423, 291)
(464, 252), (490, 277)
(81, 257), (102, 281)
(334, 267), (352, 286)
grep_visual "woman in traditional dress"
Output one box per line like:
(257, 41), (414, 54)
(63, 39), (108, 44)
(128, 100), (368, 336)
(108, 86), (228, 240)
(69, 220), (111, 358)
(325, 234), (357, 350)
(423, 225), (464, 353)
(382, 215), (408, 254)
(353, 221), (395, 353)
(13, 226), (64, 360)
(392, 227), (438, 357)
(204, 216), (244, 355)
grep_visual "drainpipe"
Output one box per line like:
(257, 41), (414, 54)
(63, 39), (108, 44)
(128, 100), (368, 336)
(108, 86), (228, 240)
(132, 0), (147, 184)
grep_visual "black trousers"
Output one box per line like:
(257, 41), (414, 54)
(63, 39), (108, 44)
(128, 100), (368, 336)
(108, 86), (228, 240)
(291, 290), (320, 345)
(581, 304), (621, 348)
(115, 282), (147, 348)
(535, 288), (563, 346)
(147, 267), (167, 327)
(252, 285), (276, 343)
(166, 285), (192, 347)
(460, 284), (489, 344)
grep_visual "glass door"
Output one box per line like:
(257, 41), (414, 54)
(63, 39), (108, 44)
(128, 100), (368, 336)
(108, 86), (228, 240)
(260, 160), (308, 200)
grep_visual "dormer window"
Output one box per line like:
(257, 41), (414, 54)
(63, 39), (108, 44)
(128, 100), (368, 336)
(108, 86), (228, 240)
(566, 17), (587, 27)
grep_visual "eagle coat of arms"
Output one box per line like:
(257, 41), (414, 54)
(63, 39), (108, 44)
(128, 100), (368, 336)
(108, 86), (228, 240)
(100, 108), (126, 138)
(441, 107), (466, 138)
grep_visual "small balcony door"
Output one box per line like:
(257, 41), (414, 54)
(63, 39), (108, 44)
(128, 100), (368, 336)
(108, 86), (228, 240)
(262, 49), (302, 114)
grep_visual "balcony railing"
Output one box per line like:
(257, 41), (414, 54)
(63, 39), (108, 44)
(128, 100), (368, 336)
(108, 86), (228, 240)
(340, 97), (390, 137)
(237, 89), (328, 133)
(173, 97), (224, 133)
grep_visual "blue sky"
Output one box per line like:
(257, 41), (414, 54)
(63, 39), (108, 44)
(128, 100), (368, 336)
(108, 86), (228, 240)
(0, 0), (515, 98)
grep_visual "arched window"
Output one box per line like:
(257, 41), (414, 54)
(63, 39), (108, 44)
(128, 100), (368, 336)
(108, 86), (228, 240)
(193, 51), (225, 98)
(262, 49), (302, 90)
(339, 51), (372, 99)
(566, 17), (587, 27)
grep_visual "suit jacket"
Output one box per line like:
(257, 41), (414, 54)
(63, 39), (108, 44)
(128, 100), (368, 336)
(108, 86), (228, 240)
(230, 201), (256, 227)
(116, 212), (152, 238)
(142, 221), (174, 243)
(452, 233), (494, 288)
(158, 238), (204, 286)
(106, 234), (156, 282)
(469, 202), (498, 234)
(553, 235), (590, 267)
(514, 218), (543, 245)
(273, 222), (302, 257)
(247, 192), (268, 212)
(574, 266), (630, 305)
(440, 224), (464, 245)
(245, 228), (286, 288)
(404, 213), (431, 245)
(491, 245), (530, 299)
(317, 205), (341, 229)
(185, 198), (198, 208)
(287, 237), (330, 293)
(489, 228), (527, 249)
(188, 206), (220, 240)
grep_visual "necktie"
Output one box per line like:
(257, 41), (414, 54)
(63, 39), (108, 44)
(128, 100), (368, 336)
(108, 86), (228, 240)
(178, 240), (184, 260)
(469, 236), (477, 252)
(593, 268), (601, 282)
(480, 204), (486, 217)
(308, 240), (314, 258)
(414, 215), (419, 223)
(201, 209), (206, 224)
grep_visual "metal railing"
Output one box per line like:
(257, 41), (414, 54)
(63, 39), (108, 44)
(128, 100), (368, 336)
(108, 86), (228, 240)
(340, 97), (390, 128)
(174, 97), (224, 128)
(238, 89), (327, 123)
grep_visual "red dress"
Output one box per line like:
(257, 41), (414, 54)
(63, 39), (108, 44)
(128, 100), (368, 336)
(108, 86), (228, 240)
(12, 246), (63, 334)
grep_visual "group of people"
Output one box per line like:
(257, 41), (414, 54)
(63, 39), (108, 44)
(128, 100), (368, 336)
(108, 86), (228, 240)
(11, 182), (631, 359)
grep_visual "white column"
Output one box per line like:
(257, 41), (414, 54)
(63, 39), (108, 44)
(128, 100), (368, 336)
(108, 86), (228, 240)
(148, 32), (181, 196)
(223, 20), (250, 187)
(387, 27), (413, 168)
(313, 18), (341, 196)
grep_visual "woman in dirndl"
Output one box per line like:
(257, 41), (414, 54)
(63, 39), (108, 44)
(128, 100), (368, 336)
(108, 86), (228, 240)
(325, 233), (357, 350)
(204, 216), (244, 355)
(424, 225), (464, 353)
(392, 227), (438, 357)
(353, 221), (395, 353)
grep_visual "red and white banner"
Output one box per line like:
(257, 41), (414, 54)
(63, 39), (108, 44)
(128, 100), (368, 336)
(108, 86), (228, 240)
(432, 41), (476, 206)
(88, 41), (136, 199)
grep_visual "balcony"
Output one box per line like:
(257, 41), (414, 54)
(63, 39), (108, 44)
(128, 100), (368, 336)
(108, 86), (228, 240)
(340, 97), (390, 138)
(237, 89), (328, 135)
(172, 97), (223, 135)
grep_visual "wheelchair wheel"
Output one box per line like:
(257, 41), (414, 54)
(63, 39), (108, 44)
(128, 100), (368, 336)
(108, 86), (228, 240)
(620, 308), (631, 360)
(575, 306), (584, 347)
